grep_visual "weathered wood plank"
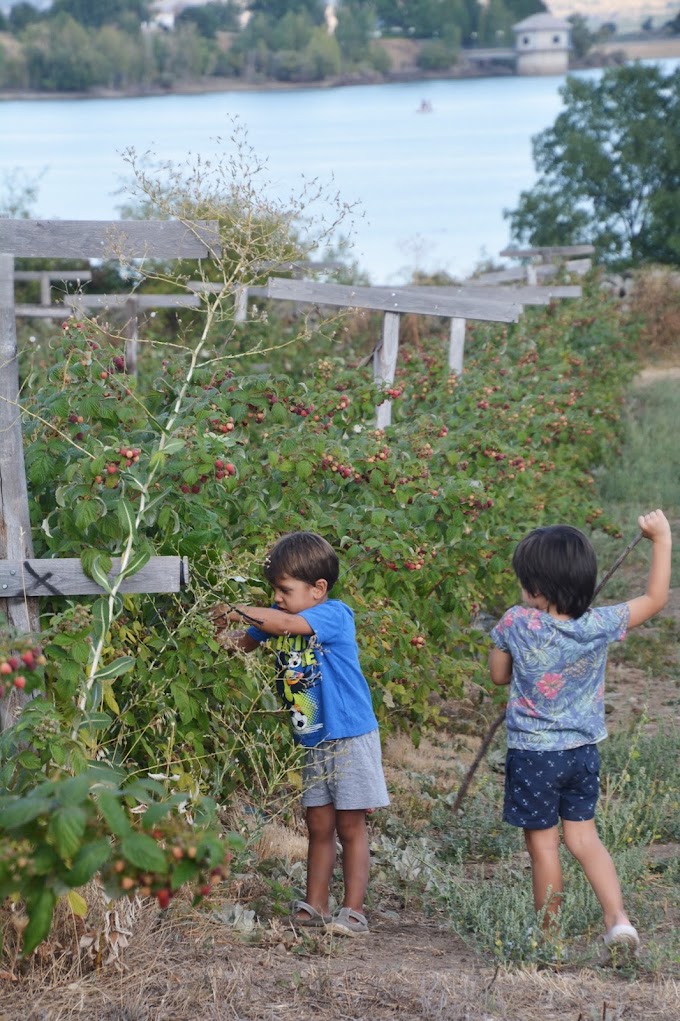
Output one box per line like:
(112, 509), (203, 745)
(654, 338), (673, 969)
(465, 265), (557, 286)
(0, 557), (189, 597)
(400, 284), (581, 305)
(266, 277), (521, 323)
(0, 220), (221, 259)
(14, 270), (93, 281)
(15, 304), (71, 318)
(499, 245), (595, 259)
(65, 293), (202, 310)
(187, 282), (267, 297)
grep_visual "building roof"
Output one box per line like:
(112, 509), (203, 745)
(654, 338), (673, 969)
(513, 13), (571, 32)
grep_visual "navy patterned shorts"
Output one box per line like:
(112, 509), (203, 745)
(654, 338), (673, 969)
(503, 744), (600, 830)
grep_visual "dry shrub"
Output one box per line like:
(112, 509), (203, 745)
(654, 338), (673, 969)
(254, 821), (307, 863)
(629, 268), (680, 361)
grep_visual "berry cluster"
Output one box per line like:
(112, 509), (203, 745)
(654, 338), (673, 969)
(0, 646), (46, 698)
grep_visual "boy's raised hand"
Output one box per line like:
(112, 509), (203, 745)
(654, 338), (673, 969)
(637, 509), (672, 543)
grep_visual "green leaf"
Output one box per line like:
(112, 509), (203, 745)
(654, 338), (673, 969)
(161, 438), (186, 455)
(93, 656), (135, 682)
(0, 796), (53, 831)
(74, 500), (99, 531)
(170, 858), (199, 890)
(118, 549), (151, 581)
(91, 597), (111, 647)
(121, 833), (168, 874)
(117, 499), (138, 541)
(96, 791), (131, 838)
(48, 805), (87, 860)
(82, 548), (112, 581)
(64, 839), (112, 888)
(90, 556), (113, 595)
(22, 888), (57, 957)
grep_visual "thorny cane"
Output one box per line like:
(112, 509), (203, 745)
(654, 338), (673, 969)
(451, 530), (645, 815)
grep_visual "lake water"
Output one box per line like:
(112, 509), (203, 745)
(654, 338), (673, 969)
(2, 61), (678, 283)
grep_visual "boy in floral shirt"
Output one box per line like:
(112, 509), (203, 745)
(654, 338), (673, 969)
(490, 510), (671, 953)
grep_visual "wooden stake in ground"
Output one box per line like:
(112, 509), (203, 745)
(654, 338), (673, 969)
(452, 531), (645, 814)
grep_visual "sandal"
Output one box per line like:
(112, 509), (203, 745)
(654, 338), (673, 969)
(287, 900), (331, 928)
(325, 906), (369, 936)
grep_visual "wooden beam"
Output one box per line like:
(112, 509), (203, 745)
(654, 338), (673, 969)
(400, 284), (581, 305)
(0, 557), (189, 598)
(0, 219), (221, 260)
(266, 277), (520, 323)
(15, 304), (71, 319)
(14, 270), (93, 282)
(465, 265), (557, 286)
(499, 245), (595, 259)
(64, 293), (202, 310)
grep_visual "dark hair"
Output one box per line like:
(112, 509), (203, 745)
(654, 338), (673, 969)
(511, 524), (597, 618)
(264, 531), (339, 590)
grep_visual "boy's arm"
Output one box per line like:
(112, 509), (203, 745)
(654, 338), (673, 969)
(216, 629), (260, 653)
(211, 603), (313, 638)
(489, 647), (513, 686)
(626, 509), (672, 629)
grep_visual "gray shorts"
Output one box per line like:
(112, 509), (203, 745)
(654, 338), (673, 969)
(301, 729), (390, 811)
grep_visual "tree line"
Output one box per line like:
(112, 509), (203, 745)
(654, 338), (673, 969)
(0, 0), (548, 91)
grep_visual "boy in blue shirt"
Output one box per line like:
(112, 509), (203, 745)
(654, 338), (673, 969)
(214, 531), (389, 936)
(490, 509), (671, 953)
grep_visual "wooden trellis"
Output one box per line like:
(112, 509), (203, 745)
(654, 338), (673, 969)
(0, 218), (220, 730)
(264, 277), (523, 427)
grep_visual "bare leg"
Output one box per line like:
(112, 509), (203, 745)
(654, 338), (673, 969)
(303, 803), (336, 916)
(524, 826), (563, 929)
(335, 809), (370, 913)
(562, 818), (632, 931)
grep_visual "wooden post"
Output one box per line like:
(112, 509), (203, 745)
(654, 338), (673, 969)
(0, 253), (40, 729)
(234, 285), (248, 324)
(448, 318), (466, 375)
(123, 297), (139, 377)
(375, 312), (401, 428)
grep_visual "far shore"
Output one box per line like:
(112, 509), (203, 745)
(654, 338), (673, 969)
(1, 36), (679, 103)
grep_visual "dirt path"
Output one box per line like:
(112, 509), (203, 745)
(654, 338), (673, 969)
(5, 903), (678, 1021)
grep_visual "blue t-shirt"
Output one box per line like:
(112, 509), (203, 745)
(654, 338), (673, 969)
(490, 603), (629, 750)
(247, 599), (378, 747)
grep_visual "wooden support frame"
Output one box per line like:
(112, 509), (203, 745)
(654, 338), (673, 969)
(14, 269), (93, 306)
(265, 277), (522, 426)
(0, 218), (220, 729)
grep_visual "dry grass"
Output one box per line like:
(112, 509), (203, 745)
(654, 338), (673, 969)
(3, 905), (679, 1021)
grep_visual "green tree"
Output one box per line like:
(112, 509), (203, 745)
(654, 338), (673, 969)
(335, 1), (377, 63)
(176, 1), (240, 38)
(8, 3), (42, 33)
(249, 0), (325, 23)
(50, 0), (149, 30)
(22, 15), (101, 90)
(503, 0), (546, 19)
(505, 65), (680, 267)
(567, 13), (596, 60)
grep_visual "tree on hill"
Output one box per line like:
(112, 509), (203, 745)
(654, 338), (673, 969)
(505, 64), (680, 267)
(50, 0), (149, 30)
(176, 1), (240, 38)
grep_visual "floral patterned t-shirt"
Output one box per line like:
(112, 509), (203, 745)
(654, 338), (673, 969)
(490, 603), (629, 750)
